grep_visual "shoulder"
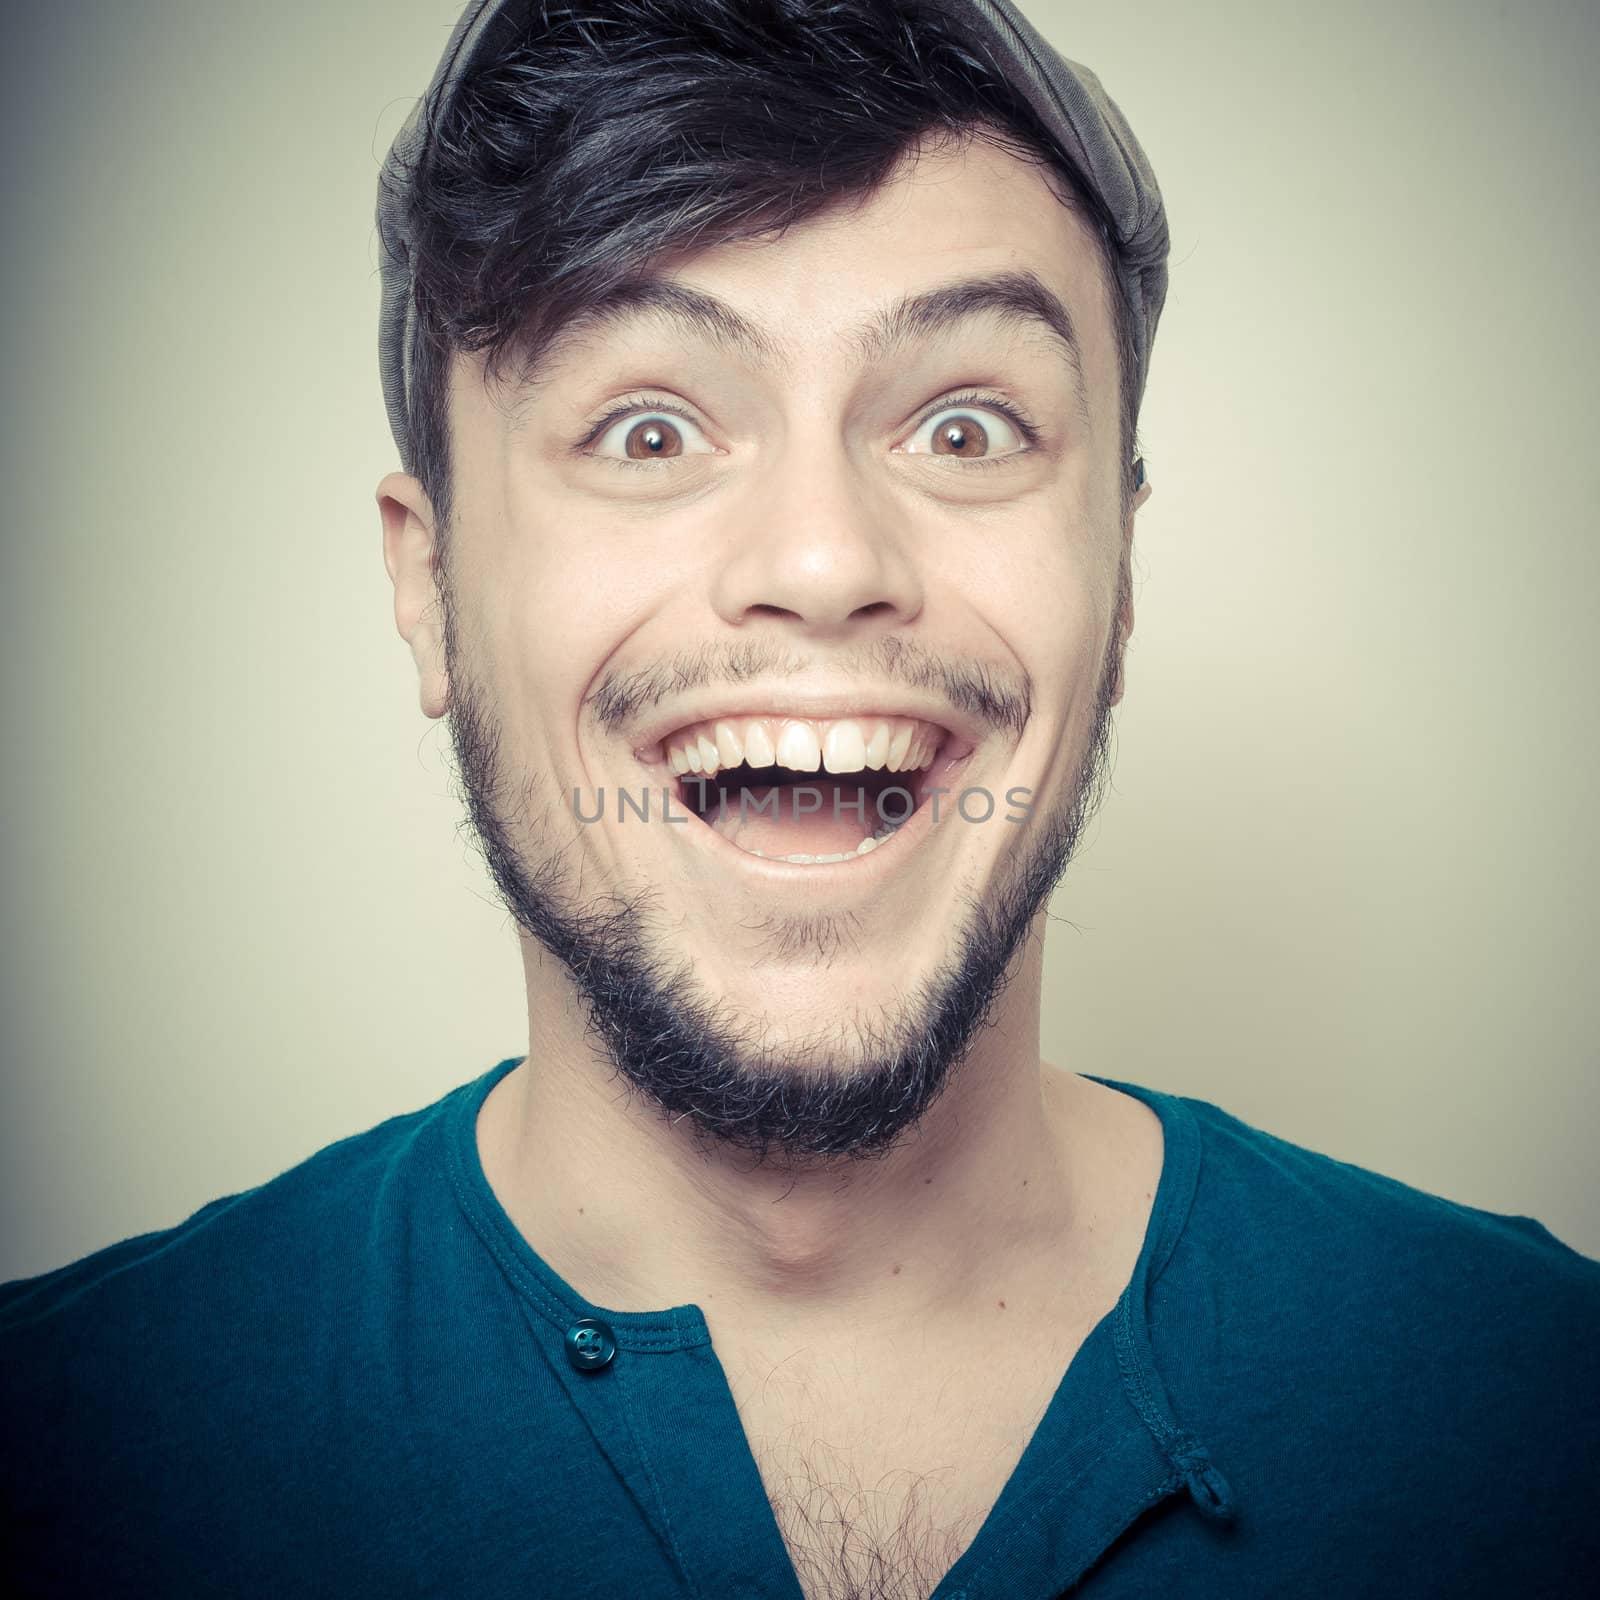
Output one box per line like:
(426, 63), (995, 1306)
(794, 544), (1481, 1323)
(0, 1069), (484, 1352)
(1132, 1087), (1600, 1583)
(1100, 1085), (1600, 1585)
(0, 1068), (502, 1564)
(1181, 1088), (1594, 1270)
(0, 1064), (513, 1592)
(1156, 1086), (1600, 1386)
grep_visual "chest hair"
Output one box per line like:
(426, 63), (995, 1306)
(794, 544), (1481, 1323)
(759, 1435), (983, 1600)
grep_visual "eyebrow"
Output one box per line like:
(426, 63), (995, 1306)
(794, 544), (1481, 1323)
(522, 268), (1090, 414)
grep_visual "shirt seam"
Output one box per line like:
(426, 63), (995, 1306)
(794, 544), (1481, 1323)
(615, 1351), (710, 1600)
(944, 1413), (1165, 1592)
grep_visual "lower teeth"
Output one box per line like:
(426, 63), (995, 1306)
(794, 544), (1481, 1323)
(744, 825), (901, 865)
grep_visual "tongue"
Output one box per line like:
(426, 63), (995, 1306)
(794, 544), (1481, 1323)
(704, 781), (881, 856)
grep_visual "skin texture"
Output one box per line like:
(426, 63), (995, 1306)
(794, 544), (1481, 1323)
(377, 136), (1162, 1549)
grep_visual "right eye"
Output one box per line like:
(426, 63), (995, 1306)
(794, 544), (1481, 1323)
(588, 405), (719, 464)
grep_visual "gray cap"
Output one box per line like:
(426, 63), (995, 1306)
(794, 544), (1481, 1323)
(375, 0), (1169, 470)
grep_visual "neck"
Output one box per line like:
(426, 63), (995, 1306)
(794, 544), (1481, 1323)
(478, 932), (1100, 1333)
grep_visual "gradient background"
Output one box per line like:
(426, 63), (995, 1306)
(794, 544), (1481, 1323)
(2, 0), (1596, 1280)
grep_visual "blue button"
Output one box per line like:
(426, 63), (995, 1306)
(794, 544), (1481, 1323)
(564, 1317), (617, 1372)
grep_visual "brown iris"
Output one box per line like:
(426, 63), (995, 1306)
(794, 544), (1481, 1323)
(931, 415), (989, 458)
(623, 420), (684, 459)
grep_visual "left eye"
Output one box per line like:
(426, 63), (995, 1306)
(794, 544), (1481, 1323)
(591, 410), (717, 461)
(898, 405), (1027, 460)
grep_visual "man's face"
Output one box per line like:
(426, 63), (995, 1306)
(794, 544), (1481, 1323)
(387, 132), (1139, 1162)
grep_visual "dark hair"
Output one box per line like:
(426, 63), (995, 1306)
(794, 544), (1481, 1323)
(390, 0), (1142, 543)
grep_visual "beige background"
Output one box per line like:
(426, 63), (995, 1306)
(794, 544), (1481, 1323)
(2, 0), (1596, 1281)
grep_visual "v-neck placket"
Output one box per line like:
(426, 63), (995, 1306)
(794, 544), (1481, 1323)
(446, 1058), (1237, 1598)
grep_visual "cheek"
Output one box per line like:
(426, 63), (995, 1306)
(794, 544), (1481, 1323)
(963, 509), (1115, 686)
(1029, 583), (1108, 727)
(467, 492), (695, 751)
(449, 403), (684, 708)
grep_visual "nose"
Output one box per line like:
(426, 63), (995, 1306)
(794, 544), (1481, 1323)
(709, 441), (924, 637)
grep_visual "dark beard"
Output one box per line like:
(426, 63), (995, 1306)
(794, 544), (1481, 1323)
(441, 599), (1120, 1170)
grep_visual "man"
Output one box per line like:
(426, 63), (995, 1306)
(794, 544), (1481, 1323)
(3, 1), (1596, 1596)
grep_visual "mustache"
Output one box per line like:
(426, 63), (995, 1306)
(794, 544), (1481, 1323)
(584, 636), (1033, 739)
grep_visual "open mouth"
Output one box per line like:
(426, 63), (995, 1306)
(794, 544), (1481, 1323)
(643, 714), (970, 867)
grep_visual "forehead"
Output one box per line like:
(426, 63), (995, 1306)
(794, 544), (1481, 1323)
(467, 133), (1118, 423)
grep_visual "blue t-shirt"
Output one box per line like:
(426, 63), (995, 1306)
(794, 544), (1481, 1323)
(3, 1055), (1597, 1597)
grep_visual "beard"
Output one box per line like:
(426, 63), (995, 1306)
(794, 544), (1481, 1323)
(441, 590), (1122, 1171)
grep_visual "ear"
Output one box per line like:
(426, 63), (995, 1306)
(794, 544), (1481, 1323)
(377, 471), (450, 719)
(1108, 476), (1152, 708)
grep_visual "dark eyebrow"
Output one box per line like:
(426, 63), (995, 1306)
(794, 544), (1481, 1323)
(850, 270), (1089, 417)
(521, 269), (1089, 413)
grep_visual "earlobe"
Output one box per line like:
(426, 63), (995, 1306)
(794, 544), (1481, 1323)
(376, 471), (451, 719)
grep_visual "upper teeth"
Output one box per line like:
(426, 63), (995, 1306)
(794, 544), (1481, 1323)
(660, 715), (941, 779)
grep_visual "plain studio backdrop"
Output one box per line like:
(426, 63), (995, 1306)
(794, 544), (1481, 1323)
(1, 0), (1596, 1280)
